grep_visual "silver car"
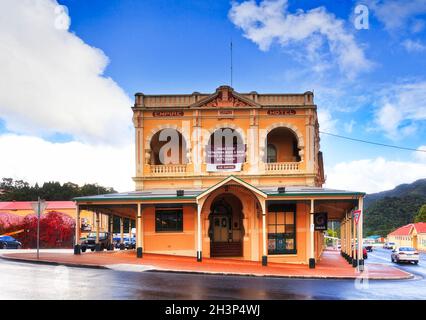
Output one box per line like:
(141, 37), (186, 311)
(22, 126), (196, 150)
(391, 247), (419, 264)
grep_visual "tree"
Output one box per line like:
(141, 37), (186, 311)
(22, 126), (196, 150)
(0, 178), (116, 201)
(415, 204), (426, 223)
(15, 211), (75, 248)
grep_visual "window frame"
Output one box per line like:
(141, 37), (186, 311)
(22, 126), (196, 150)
(155, 207), (184, 233)
(266, 143), (277, 163)
(267, 203), (297, 255)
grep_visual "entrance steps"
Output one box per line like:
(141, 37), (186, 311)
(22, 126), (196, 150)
(210, 241), (242, 257)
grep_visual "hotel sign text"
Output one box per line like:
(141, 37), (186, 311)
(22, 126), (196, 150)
(267, 109), (296, 116)
(152, 111), (184, 117)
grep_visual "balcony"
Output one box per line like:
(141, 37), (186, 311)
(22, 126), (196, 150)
(265, 162), (299, 173)
(150, 164), (187, 176)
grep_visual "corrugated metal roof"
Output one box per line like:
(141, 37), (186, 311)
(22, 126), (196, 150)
(0, 201), (75, 210)
(74, 184), (364, 202)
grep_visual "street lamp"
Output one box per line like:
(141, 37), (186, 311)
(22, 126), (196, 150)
(31, 197), (48, 259)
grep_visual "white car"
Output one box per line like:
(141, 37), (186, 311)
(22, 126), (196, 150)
(391, 247), (419, 264)
(384, 242), (396, 249)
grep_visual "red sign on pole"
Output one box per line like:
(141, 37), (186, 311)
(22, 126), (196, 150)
(353, 209), (362, 225)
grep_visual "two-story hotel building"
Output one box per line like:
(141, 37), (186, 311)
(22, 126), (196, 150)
(74, 85), (365, 269)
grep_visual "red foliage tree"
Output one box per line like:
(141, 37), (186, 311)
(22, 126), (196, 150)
(15, 211), (75, 248)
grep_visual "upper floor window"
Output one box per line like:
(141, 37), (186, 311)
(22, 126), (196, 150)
(149, 128), (187, 165)
(206, 128), (246, 164)
(266, 127), (301, 162)
(267, 144), (277, 163)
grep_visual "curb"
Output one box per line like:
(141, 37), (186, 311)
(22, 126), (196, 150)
(0, 255), (107, 270)
(0, 254), (414, 280)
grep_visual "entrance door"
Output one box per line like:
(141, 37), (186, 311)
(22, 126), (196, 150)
(209, 198), (242, 257)
(212, 215), (231, 242)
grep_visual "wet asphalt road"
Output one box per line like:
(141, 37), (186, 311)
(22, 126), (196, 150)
(1, 251), (426, 300)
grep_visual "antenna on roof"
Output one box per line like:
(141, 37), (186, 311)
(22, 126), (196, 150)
(230, 39), (233, 87)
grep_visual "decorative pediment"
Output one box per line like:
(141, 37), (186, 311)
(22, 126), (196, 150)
(190, 85), (260, 108)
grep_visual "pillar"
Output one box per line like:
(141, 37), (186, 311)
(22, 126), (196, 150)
(196, 202), (202, 262)
(309, 199), (315, 268)
(261, 200), (267, 266)
(348, 212), (352, 264)
(108, 214), (114, 251)
(95, 211), (101, 251)
(352, 209), (357, 267)
(119, 217), (124, 250)
(136, 203), (143, 258)
(74, 204), (81, 254)
(358, 197), (364, 272)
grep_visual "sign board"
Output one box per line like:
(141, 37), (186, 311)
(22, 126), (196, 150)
(314, 212), (328, 231)
(152, 111), (184, 117)
(353, 209), (362, 225)
(206, 163), (242, 172)
(217, 110), (234, 118)
(267, 109), (296, 116)
(206, 144), (246, 172)
(31, 200), (48, 216)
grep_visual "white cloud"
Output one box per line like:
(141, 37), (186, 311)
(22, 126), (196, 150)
(402, 39), (426, 52)
(0, 0), (132, 145)
(344, 120), (356, 133)
(228, 0), (372, 78)
(0, 134), (134, 192)
(414, 145), (426, 162)
(317, 108), (337, 133)
(367, 0), (426, 31)
(325, 157), (426, 193)
(374, 81), (426, 139)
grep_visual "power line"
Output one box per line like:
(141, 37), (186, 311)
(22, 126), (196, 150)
(319, 131), (426, 153)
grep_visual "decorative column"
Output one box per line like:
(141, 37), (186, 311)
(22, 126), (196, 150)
(74, 204), (81, 254)
(108, 214), (114, 251)
(352, 210), (357, 267)
(95, 211), (101, 251)
(196, 201), (202, 262)
(136, 203), (143, 258)
(261, 200), (267, 266)
(119, 217), (124, 250)
(309, 199), (315, 268)
(347, 212), (351, 262)
(358, 197), (364, 272)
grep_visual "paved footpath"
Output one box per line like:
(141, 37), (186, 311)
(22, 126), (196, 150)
(1, 248), (412, 280)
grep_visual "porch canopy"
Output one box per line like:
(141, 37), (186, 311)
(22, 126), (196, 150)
(73, 176), (365, 269)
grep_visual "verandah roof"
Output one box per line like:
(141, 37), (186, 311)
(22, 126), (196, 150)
(73, 176), (365, 203)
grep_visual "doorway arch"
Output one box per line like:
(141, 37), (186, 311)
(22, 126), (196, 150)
(208, 193), (244, 257)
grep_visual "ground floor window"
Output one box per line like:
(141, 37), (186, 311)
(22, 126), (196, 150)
(155, 207), (183, 232)
(267, 203), (296, 254)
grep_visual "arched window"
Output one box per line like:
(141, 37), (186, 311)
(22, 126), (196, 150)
(207, 128), (245, 164)
(267, 144), (277, 163)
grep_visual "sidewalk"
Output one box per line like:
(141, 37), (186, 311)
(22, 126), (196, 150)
(1, 248), (412, 280)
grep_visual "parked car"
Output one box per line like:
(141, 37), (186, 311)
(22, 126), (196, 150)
(364, 245), (373, 252)
(114, 237), (135, 249)
(80, 232), (112, 252)
(0, 236), (22, 249)
(384, 242), (396, 249)
(391, 247), (419, 264)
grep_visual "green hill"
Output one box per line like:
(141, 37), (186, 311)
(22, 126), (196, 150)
(364, 179), (426, 236)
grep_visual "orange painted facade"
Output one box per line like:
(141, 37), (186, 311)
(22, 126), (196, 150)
(75, 85), (364, 267)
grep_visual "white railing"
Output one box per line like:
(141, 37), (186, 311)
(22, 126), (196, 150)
(265, 162), (299, 172)
(150, 164), (187, 175)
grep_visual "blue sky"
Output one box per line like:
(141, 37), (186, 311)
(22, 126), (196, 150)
(0, 0), (425, 192)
